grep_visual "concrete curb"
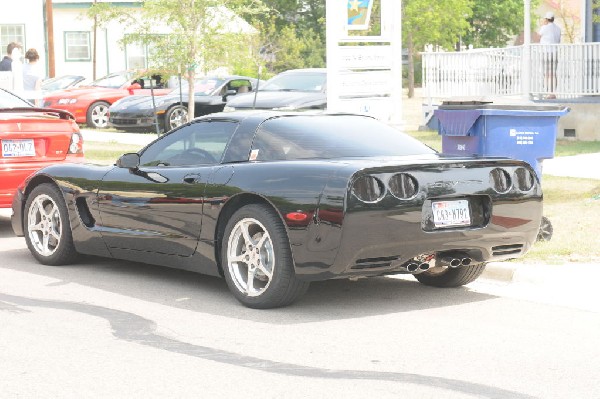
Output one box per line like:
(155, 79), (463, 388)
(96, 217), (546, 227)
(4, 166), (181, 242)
(481, 262), (518, 282)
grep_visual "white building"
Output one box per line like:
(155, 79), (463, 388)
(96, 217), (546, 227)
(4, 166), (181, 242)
(0, 0), (255, 81)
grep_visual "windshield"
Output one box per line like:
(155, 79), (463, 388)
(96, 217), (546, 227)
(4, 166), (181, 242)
(89, 72), (135, 88)
(260, 72), (325, 92)
(0, 89), (32, 108)
(42, 75), (84, 91)
(251, 115), (435, 161)
(172, 78), (225, 96)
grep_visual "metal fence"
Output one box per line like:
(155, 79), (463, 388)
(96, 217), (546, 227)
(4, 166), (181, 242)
(423, 43), (600, 100)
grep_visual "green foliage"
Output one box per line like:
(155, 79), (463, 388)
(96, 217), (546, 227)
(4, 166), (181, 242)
(87, 0), (265, 121)
(594, 0), (600, 23)
(403, 0), (473, 51)
(249, 1), (325, 73)
(464, 0), (541, 48)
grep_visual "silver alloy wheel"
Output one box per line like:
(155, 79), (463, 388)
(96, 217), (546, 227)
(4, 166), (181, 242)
(226, 217), (275, 297)
(91, 103), (109, 128)
(168, 107), (188, 130)
(27, 194), (62, 257)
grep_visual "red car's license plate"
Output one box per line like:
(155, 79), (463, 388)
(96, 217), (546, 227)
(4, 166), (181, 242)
(2, 139), (35, 157)
(432, 200), (471, 227)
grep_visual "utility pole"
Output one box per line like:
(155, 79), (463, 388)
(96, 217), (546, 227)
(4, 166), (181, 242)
(45, 0), (55, 78)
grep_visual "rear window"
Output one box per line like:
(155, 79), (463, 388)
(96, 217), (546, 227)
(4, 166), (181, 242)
(0, 89), (32, 108)
(260, 72), (325, 92)
(251, 115), (435, 161)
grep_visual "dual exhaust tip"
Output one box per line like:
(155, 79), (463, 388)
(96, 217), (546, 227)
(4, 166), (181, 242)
(401, 253), (473, 274)
(439, 255), (472, 268)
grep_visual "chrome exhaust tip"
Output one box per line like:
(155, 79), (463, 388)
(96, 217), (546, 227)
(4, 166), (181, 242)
(406, 262), (420, 272)
(461, 257), (472, 266)
(419, 262), (430, 271)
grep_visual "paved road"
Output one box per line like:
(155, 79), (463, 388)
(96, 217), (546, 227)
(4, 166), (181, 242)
(1, 213), (600, 399)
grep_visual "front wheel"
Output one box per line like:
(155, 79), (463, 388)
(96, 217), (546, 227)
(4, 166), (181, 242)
(413, 263), (486, 287)
(165, 105), (188, 131)
(24, 183), (79, 265)
(86, 101), (110, 128)
(221, 204), (309, 309)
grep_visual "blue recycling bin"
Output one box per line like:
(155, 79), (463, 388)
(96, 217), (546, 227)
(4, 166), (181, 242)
(435, 103), (569, 179)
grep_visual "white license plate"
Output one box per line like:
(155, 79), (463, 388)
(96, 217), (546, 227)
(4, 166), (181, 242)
(2, 139), (35, 158)
(432, 200), (471, 227)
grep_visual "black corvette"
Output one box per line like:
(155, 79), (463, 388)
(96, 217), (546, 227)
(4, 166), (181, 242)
(11, 112), (543, 308)
(108, 75), (257, 132)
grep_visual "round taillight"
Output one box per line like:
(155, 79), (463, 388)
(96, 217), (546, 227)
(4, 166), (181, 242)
(388, 173), (418, 199)
(489, 168), (512, 193)
(351, 175), (385, 203)
(514, 167), (535, 192)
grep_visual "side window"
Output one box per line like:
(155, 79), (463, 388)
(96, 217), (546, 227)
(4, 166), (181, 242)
(139, 121), (238, 167)
(228, 79), (252, 93)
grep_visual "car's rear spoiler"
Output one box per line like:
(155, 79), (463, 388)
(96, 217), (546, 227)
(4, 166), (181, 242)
(0, 107), (75, 120)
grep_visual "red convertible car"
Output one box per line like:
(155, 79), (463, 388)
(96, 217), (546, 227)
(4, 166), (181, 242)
(0, 88), (84, 208)
(42, 71), (173, 129)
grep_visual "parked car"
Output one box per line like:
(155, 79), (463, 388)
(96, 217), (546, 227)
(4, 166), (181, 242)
(223, 68), (326, 112)
(109, 75), (257, 132)
(0, 88), (83, 208)
(12, 112), (542, 308)
(42, 71), (173, 129)
(41, 75), (87, 94)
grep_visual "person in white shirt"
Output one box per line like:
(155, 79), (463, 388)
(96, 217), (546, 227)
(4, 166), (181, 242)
(22, 48), (43, 106)
(539, 11), (561, 98)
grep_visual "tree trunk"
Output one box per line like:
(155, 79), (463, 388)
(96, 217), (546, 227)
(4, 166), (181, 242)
(407, 31), (415, 99)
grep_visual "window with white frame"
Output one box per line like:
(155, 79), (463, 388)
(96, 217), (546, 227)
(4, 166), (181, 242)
(0, 25), (25, 55)
(64, 32), (90, 61)
(126, 42), (147, 69)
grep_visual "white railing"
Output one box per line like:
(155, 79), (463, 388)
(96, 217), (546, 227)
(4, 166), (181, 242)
(423, 43), (600, 100)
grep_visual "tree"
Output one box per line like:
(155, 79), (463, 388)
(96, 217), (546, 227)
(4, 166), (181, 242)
(249, 0), (325, 73)
(402, 0), (473, 97)
(464, 0), (526, 48)
(88, 0), (265, 124)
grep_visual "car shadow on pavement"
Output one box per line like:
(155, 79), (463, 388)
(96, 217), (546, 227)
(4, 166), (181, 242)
(0, 214), (496, 323)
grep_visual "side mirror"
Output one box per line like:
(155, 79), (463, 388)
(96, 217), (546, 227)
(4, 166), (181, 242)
(116, 153), (140, 169)
(224, 89), (237, 99)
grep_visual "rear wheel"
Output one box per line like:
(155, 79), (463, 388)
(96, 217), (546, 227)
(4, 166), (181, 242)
(24, 184), (79, 265)
(165, 105), (188, 131)
(221, 204), (309, 309)
(86, 101), (110, 128)
(537, 216), (553, 241)
(413, 263), (486, 287)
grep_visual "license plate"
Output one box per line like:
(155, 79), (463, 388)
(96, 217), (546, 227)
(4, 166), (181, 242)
(432, 200), (471, 227)
(2, 139), (35, 157)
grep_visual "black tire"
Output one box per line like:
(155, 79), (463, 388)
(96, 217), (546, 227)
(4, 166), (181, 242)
(165, 105), (188, 131)
(537, 216), (553, 242)
(86, 101), (110, 128)
(221, 204), (310, 309)
(24, 183), (79, 265)
(413, 263), (486, 288)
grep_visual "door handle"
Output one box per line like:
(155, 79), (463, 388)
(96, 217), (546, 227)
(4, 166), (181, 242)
(183, 174), (201, 184)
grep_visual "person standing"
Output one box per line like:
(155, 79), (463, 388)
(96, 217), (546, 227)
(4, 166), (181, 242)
(0, 42), (22, 71)
(22, 48), (44, 106)
(539, 11), (561, 98)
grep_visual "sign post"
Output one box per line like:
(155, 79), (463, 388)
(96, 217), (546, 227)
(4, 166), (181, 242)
(326, 0), (402, 124)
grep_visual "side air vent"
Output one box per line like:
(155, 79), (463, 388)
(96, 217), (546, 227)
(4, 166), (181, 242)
(75, 197), (96, 228)
(492, 244), (524, 256)
(352, 255), (400, 270)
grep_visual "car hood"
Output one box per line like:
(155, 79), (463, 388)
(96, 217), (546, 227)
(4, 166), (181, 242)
(44, 86), (122, 100)
(226, 91), (326, 109)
